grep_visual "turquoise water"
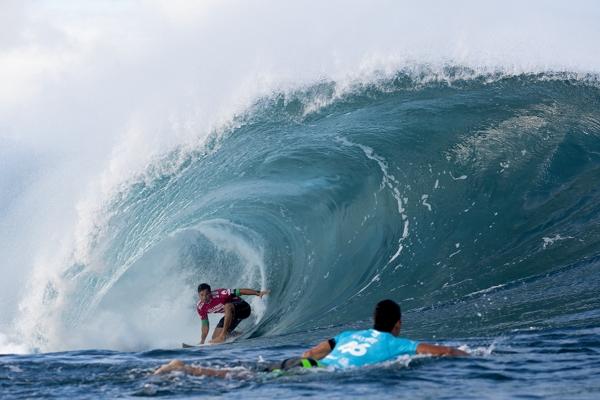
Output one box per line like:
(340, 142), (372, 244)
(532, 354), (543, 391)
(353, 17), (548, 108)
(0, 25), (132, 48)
(2, 70), (600, 398)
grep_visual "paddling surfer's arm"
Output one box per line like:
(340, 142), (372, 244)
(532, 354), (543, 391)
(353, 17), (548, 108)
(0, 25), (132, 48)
(416, 343), (467, 356)
(236, 288), (270, 298)
(301, 339), (335, 359)
(200, 320), (209, 345)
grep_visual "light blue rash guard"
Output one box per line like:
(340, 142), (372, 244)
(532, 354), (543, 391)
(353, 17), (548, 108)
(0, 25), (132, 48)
(320, 328), (419, 368)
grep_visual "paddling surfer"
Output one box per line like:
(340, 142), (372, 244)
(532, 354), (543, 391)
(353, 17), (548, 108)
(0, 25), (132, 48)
(158, 299), (466, 376)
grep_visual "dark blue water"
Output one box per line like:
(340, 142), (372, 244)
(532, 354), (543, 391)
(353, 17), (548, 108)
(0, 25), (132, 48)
(2, 326), (599, 398)
(2, 71), (600, 398)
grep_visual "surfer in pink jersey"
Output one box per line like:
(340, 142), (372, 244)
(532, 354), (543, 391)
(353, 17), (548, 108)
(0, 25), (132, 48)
(197, 283), (270, 344)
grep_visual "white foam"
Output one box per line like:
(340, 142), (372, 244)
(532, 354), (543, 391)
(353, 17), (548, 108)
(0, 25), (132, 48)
(421, 194), (432, 211)
(0, 332), (31, 355)
(542, 234), (575, 249)
(461, 343), (495, 357)
(467, 284), (507, 297)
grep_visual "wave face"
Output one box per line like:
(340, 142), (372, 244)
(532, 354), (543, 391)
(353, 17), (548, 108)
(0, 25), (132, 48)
(13, 70), (599, 351)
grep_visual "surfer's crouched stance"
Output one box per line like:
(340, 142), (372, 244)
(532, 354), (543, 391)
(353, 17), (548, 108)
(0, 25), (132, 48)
(196, 283), (270, 344)
(156, 299), (467, 377)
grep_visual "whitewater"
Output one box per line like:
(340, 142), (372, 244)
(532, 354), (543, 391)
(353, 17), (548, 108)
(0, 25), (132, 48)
(1, 1), (600, 398)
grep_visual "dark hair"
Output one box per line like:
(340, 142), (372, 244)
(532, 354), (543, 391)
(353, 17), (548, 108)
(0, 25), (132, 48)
(373, 299), (401, 332)
(197, 283), (211, 293)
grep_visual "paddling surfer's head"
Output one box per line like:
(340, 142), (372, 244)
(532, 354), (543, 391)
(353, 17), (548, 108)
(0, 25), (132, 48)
(373, 299), (402, 336)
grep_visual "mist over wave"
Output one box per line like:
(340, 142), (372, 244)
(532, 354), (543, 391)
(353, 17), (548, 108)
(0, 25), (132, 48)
(1, 1), (600, 353)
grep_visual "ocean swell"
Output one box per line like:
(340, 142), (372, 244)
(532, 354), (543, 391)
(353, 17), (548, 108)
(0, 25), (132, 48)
(10, 70), (599, 351)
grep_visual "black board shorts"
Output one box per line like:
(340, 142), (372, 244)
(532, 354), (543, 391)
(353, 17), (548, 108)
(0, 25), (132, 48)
(260, 358), (322, 372)
(216, 299), (251, 332)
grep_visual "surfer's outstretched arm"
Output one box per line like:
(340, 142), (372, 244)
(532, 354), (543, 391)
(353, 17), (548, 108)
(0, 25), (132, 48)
(302, 339), (334, 360)
(417, 343), (468, 356)
(154, 360), (232, 378)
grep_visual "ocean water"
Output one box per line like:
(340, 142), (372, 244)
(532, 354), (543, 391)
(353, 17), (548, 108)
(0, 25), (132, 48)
(2, 69), (600, 399)
(1, 326), (599, 398)
(2, 2), (600, 399)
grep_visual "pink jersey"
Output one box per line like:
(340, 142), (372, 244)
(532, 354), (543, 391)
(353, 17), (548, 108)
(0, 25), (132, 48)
(196, 288), (241, 320)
